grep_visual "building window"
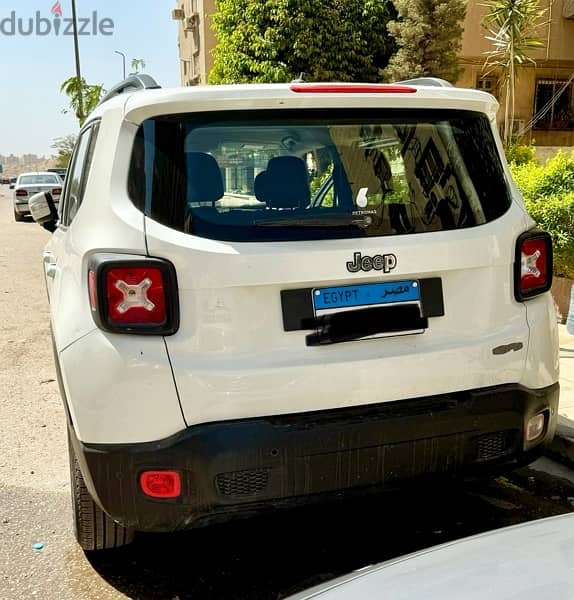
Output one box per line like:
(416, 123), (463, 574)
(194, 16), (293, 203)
(533, 79), (574, 130)
(476, 76), (498, 95)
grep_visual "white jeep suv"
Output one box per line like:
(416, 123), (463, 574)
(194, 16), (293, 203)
(30, 75), (559, 551)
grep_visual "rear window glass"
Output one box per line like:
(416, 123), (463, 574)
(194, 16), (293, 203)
(19, 174), (60, 185)
(128, 110), (512, 242)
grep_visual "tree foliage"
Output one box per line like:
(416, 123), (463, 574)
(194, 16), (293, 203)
(130, 58), (146, 75)
(504, 140), (536, 165)
(482, 0), (547, 146)
(210, 0), (397, 84)
(61, 76), (105, 127)
(511, 151), (574, 278)
(51, 134), (77, 168)
(385, 0), (467, 83)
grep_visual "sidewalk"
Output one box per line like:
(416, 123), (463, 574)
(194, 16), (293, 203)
(558, 324), (574, 421)
(549, 324), (574, 464)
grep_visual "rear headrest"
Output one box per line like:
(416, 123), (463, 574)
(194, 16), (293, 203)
(254, 171), (270, 202)
(187, 152), (224, 204)
(263, 156), (310, 209)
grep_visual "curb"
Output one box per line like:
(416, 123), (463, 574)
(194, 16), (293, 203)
(546, 415), (574, 466)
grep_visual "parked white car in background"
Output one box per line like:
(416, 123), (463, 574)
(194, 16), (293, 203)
(13, 172), (62, 222)
(286, 513), (574, 600)
(29, 75), (559, 552)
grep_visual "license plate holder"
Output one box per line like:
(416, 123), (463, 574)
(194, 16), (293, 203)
(311, 280), (424, 343)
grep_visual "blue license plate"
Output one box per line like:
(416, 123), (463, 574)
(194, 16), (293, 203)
(313, 280), (420, 312)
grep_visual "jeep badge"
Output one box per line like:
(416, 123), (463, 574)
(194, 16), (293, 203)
(346, 252), (397, 274)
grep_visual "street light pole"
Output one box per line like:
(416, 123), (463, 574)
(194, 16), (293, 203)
(70, 0), (84, 123)
(114, 51), (127, 80)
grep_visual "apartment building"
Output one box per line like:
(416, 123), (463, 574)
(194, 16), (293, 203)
(172, 0), (216, 86)
(173, 0), (573, 145)
(459, 0), (574, 146)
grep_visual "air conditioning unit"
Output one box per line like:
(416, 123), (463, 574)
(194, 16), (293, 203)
(171, 8), (185, 21)
(184, 13), (200, 31)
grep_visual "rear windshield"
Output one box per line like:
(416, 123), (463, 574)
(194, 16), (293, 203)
(128, 110), (511, 242)
(19, 174), (60, 185)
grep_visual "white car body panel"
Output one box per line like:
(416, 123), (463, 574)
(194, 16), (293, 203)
(523, 293), (561, 388)
(59, 329), (185, 444)
(286, 513), (574, 600)
(146, 201), (556, 428)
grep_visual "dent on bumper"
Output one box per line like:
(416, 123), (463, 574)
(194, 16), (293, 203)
(71, 383), (559, 532)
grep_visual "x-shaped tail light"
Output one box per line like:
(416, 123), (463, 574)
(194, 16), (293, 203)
(88, 257), (179, 335)
(514, 231), (552, 301)
(521, 249), (542, 280)
(115, 278), (155, 314)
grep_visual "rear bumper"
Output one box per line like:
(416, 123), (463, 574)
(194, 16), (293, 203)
(71, 383), (559, 532)
(14, 202), (29, 214)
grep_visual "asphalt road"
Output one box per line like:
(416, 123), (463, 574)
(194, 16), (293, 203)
(1, 184), (574, 600)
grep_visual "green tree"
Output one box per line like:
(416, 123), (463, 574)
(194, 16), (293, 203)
(210, 0), (397, 84)
(51, 134), (77, 168)
(385, 0), (467, 83)
(61, 76), (105, 127)
(511, 151), (574, 277)
(130, 58), (147, 75)
(482, 0), (547, 146)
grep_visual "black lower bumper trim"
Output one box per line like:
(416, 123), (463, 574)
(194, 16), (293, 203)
(70, 383), (559, 532)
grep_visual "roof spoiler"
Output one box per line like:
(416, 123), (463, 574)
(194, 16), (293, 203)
(394, 77), (453, 87)
(99, 74), (161, 106)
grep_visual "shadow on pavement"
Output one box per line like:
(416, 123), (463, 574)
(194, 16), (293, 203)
(86, 466), (574, 600)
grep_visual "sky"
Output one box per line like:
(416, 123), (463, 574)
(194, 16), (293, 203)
(0, 0), (180, 156)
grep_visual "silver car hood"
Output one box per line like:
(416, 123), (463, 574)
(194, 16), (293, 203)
(288, 513), (574, 600)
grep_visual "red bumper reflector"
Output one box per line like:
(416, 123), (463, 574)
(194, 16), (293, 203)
(140, 471), (181, 499)
(290, 83), (417, 94)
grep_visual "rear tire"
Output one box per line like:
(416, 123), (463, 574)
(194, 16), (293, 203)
(68, 433), (134, 551)
(14, 210), (24, 222)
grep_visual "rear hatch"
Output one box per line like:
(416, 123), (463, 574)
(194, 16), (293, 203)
(131, 100), (530, 427)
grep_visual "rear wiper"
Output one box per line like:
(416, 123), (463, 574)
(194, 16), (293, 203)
(253, 215), (368, 228)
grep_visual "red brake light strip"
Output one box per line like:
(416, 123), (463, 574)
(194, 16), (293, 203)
(290, 84), (417, 94)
